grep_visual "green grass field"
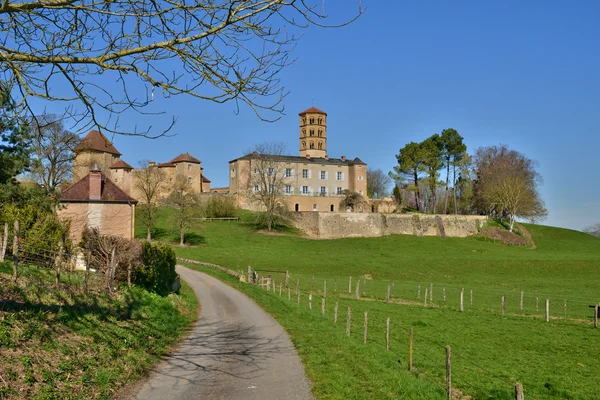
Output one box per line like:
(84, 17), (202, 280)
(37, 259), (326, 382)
(140, 208), (600, 399)
(0, 262), (197, 399)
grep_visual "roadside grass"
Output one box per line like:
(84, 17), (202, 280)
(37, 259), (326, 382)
(181, 263), (446, 400)
(0, 262), (197, 399)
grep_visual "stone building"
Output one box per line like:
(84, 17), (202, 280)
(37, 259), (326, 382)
(229, 107), (369, 212)
(72, 130), (211, 201)
(58, 168), (137, 243)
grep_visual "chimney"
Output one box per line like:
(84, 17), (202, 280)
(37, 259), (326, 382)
(89, 166), (102, 200)
(341, 155), (346, 161)
(148, 161), (156, 167)
(325, 154), (329, 160)
(306, 154), (311, 159)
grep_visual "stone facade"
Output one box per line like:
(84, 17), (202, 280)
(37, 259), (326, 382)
(229, 107), (369, 212)
(292, 212), (487, 239)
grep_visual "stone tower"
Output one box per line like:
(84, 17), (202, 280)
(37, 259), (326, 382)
(299, 106), (327, 158)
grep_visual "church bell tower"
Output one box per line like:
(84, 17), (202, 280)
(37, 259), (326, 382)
(299, 106), (327, 158)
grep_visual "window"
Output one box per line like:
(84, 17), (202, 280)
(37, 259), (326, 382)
(320, 171), (326, 180)
(358, 175), (364, 181)
(330, 204), (334, 212)
(302, 141), (306, 149)
(358, 190), (364, 195)
(310, 117), (315, 124)
(318, 142), (323, 150)
(337, 171), (343, 181)
(254, 185), (259, 191)
(310, 142), (315, 149)
(302, 186), (309, 194)
(318, 118), (322, 124)
(337, 187), (343, 195)
(302, 129), (306, 136)
(285, 185), (292, 194)
(188, 164), (192, 171)
(188, 177), (192, 183)
(320, 186), (326, 195)
(302, 117), (306, 125)
(285, 168), (292, 177)
(310, 130), (315, 137)
(267, 168), (274, 176)
(302, 169), (308, 178)
(359, 206), (364, 213)
(231, 169), (236, 177)
(313, 204), (317, 211)
(295, 203), (299, 211)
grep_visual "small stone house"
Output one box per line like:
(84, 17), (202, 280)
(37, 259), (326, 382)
(58, 168), (138, 244)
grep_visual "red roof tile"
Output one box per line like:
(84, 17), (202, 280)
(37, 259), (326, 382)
(169, 153), (201, 164)
(202, 175), (211, 183)
(74, 130), (121, 155)
(299, 106), (327, 116)
(109, 159), (133, 169)
(157, 162), (176, 168)
(60, 172), (137, 203)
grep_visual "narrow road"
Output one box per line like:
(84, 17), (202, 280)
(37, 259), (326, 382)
(132, 266), (314, 400)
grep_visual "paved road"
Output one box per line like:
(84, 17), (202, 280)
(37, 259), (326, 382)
(132, 266), (314, 400)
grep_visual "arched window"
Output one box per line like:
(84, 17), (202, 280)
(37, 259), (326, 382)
(318, 130), (322, 137)
(310, 142), (315, 149)
(302, 141), (306, 149)
(371, 205), (375, 212)
(302, 117), (306, 125)
(330, 204), (334, 212)
(302, 129), (306, 137)
(310, 130), (315, 137)
(313, 204), (317, 211)
(318, 118), (322, 125)
(295, 203), (299, 212)
(310, 117), (315, 124)
(318, 142), (323, 150)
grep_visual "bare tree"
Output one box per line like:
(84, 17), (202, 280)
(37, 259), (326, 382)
(133, 161), (166, 240)
(246, 142), (289, 231)
(29, 114), (80, 193)
(166, 175), (198, 246)
(474, 145), (547, 232)
(0, 1), (362, 136)
(367, 168), (392, 199)
(339, 190), (366, 212)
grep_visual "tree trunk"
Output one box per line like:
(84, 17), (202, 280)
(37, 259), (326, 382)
(509, 215), (515, 232)
(84, 249), (91, 293)
(180, 225), (185, 246)
(127, 262), (132, 288)
(55, 242), (64, 287)
(108, 247), (116, 293)
(453, 163), (458, 215)
(414, 170), (420, 211)
(146, 205), (152, 241)
(444, 158), (450, 214)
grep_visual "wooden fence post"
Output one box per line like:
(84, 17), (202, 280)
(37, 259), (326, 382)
(248, 266), (252, 284)
(460, 289), (464, 312)
(334, 302), (339, 324)
(386, 317), (390, 350)
(363, 311), (368, 344)
(285, 270), (289, 287)
(418, 284), (421, 300)
(409, 327), (414, 371)
(430, 283), (433, 302)
(515, 382), (524, 400)
(346, 307), (351, 336)
(443, 287), (446, 301)
(267, 276), (271, 291)
(322, 298), (325, 316)
(279, 283), (282, 296)
(363, 278), (366, 296)
(595, 304), (598, 328)
(546, 299), (550, 322)
(536, 297), (539, 312)
(386, 285), (390, 303)
(297, 291), (300, 305)
(520, 290), (524, 311)
(55, 235), (65, 287)
(470, 289), (473, 305)
(392, 281), (395, 297)
(309, 292), (312, 310)
(502, 295), (506, 316)
(564, 299), (567, 316)
(446, 346), (452, 400)
(349, 276), (352, 293)
(424, 288), (428, 307)
(324, 280), (327, 297)
(356, 281), (360, 300)
(11, 219), (19, 282)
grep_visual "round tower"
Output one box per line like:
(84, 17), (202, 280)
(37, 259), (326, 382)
(299, 106), (327, 158)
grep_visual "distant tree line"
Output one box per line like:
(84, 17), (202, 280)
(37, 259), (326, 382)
(391, 129), (547, 231)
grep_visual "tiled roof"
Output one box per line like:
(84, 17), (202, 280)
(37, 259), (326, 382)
(60, 173), (137, 203)
(202, 175), (211, 183)
(229, 153), (366, 166)
(74, 130), (121, 155)
(109, 159), (133, 169)
(299, 106), (327, 116)
(169, 153), (201, 164)
(157, 162), (175, 168)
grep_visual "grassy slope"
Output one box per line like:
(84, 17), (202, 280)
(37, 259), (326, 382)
(0, 262), (197, 400)
(140, 209), (600, 399)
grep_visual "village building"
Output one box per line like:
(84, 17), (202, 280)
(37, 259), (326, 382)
(228, 107), (370, 212)
(58, 168), (137, 244)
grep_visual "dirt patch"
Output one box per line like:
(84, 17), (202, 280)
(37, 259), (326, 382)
(517, 223), (537, 249)
(480, 227), (527, 246)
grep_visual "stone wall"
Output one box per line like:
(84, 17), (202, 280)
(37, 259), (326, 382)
(292, 212), (487, 239)
(58, 202), (135, 243)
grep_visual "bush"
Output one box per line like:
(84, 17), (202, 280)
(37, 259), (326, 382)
(135, 241), (177, 296)
(201, 195), (237, 218)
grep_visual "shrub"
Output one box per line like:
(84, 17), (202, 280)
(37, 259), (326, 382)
(135, 241), (177, 296)
(201, 195), (237, 218)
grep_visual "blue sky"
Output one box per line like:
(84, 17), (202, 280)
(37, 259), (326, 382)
(40, 0), (600, 230)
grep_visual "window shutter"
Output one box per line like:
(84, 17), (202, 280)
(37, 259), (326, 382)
(308, 170), (312, 179)
(341, 172), (345, 181)
(291, 168), (295, 177)
(325, 171), (329, 180)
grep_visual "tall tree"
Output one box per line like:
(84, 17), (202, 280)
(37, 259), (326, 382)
(339, 190), (366, 212)
(133, 161), (166, 240)
(246, 142), (289, 231)
(367, 168), (392, 199)
(0, 84), (31, 185)
(0, 1), (362, 136)
(421, 134), (444, 213)
(392, 142), (429, 211)
(474, 145), (547, 232)
(29, 114), (80, 194)
(439, 128), (467, 214)
(166, 176), (198, 246)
